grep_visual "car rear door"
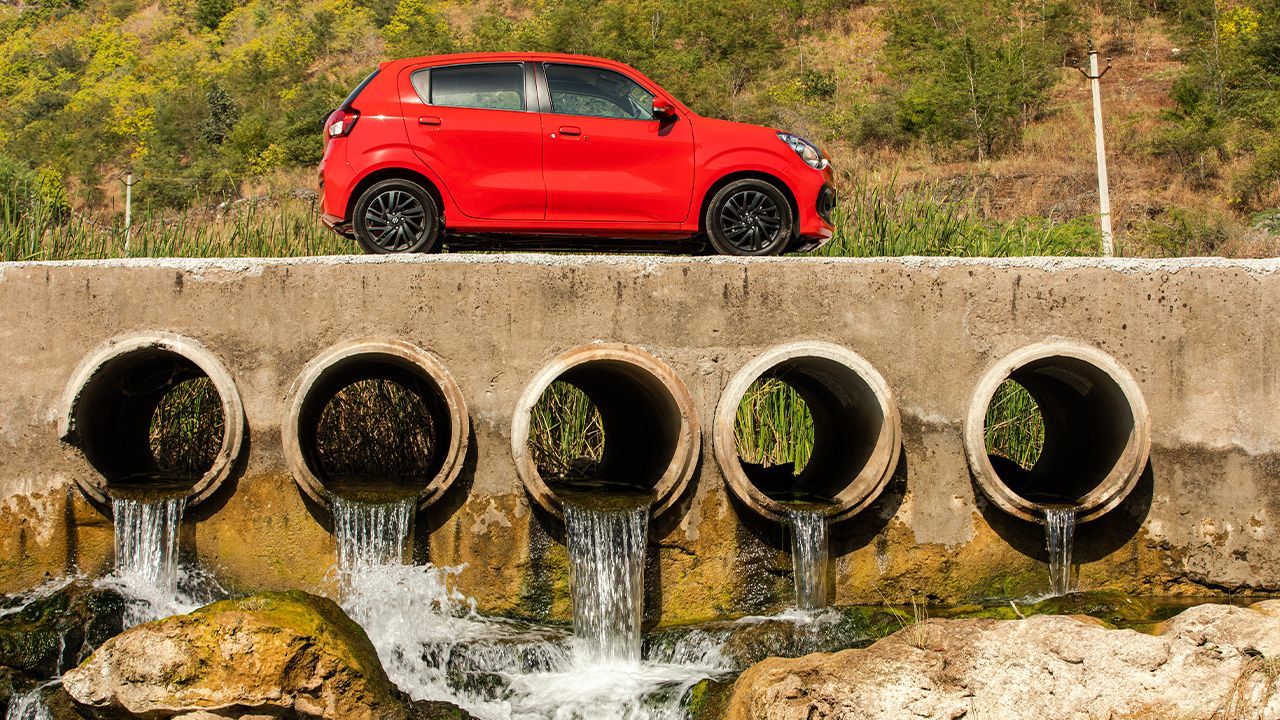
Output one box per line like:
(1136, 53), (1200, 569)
(400, 62), (545, 221)
(538, 62), (695, 224)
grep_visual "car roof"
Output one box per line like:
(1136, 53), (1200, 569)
(376, 52), (692, 115)
(381, 52), (638, 74)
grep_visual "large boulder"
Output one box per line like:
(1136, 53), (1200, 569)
(724, 602), (1280, 719)
(61, 591), (464, 720)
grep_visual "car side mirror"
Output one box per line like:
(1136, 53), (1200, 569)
(652, 100), (675, 119)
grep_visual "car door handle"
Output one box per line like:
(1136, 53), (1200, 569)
(558, 126), (582, 137)
(418, 116), (442, 126)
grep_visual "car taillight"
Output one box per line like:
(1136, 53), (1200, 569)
(324, 108), (359, 139)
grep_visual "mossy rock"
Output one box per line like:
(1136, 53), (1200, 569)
(63, 590), (419, 720)
(649, 606), (909, 672)
(0, 581), (125, 678)
(931, 591), (1161, 629)
(410, 698), (480, 719)
(686, 677), (735, 720)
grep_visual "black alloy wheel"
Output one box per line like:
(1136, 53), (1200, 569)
(705, 179), (794, 256)
(352, 179), (441, 254)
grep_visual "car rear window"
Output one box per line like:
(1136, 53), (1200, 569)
(341, 70), (379, 110)
(421, 63), (525, 112)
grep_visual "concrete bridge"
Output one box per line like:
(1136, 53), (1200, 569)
(0, 254), (1277, 623)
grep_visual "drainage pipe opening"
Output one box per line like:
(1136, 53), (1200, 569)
(283, 340), (468, 509)
(512, 344), (699, 518)
(714, 342), (900, 523)
(60, 333), (245, 505)
(965, 342), (1151, 524)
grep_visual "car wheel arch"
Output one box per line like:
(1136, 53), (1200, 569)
(697, 171), (799, 235)
(345, 167), (448, 226)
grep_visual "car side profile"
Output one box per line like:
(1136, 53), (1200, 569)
(320, 52), (836, 256)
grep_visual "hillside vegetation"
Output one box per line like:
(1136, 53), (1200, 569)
(1, 0), (1279, 258)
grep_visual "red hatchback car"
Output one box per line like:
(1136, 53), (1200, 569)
(320, 52), (836, 256)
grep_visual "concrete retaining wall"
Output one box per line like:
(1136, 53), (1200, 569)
(1, 255), (1277, 624)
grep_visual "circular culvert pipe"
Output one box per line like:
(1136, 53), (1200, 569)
(59, 332), (246, 506)
(282, 339), (468, 510)
(964, 341), (1151, 524)
(511, 344), (700, 518)
(714, 342), (900, 524)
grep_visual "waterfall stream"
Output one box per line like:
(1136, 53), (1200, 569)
(112, 497), (184, 589)
(332, 495), (416, 571)
(787, 508), (830, 610)
(1045, 506), (1077, 596)
(109, 496), (190, 626)
(563, 501), (648, 666)
(4, 682), (58, 720)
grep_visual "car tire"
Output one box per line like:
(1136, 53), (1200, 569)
(704, 179), (794, 257)
(352, 179), (441, 254)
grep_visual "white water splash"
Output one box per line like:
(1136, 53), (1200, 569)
(4, 682), (56, 720)
(343, 562), (727, 720)
(564, 503), (648, 666)
(333, 495), (416, 570)
(1045, 506), (1077, 596)
(787, 509), (830, 610)
(104, 497), (208, 626)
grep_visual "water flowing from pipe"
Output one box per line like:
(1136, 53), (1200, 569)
(338, 492), (725, 719)
(110, 497), (187, 626)
(332, 495), (416, 571)
(1045, 506), (1077, 595)
(563, 501), (649, 666)
(787, 508), (830, 610)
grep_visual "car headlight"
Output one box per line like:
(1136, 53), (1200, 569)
(777, 132), (828, 169)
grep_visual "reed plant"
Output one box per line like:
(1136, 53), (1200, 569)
(1, 196), (349, 262)
(734, 378), (814, 472)
(528, 381), (605, 479)
(983, 380), (1045, 470)
(149, 377), (225, 476)
(813, 176), (1099, 258)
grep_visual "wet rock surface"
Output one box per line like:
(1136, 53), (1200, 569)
(646, 607), (908, 671)
(61, 591), (475, 720)
(0, 579), (126, 679)
(724, 601), (1280, 720)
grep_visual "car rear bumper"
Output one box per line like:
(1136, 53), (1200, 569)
(320, 213), (353, 237)
(318, 141), (356, 235)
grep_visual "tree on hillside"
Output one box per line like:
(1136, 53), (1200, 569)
(882, 0), (1083, 160)
(1159, 0), (1280, 210)
(382, 0), (455, 58)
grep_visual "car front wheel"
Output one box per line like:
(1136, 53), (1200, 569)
(704, 180), (794, 257)
(352, 179), (441, 254)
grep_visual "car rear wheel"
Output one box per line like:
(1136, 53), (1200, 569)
(704, 180), (794, 257)
(352, 179), (441, 254)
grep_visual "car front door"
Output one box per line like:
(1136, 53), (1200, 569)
(538, 63), (695, 224)
(400, 62), (545, 221)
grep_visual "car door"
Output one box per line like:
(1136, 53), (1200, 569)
(538, 63), (695, 224)
(400, 62), (545, 221)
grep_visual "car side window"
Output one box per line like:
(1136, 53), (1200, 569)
(419, 63), (525, 111)
(544, 64), (656, 120)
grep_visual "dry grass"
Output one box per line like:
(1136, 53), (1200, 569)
(1216, 652), (1280, 720)
(313, 378), (440, 482)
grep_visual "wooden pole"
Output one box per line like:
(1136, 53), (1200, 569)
(1079, 42), (1114, 256)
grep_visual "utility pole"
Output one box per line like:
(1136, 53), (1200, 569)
(1077, 41), (1114, 256)
(123, 169), (134, 255)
